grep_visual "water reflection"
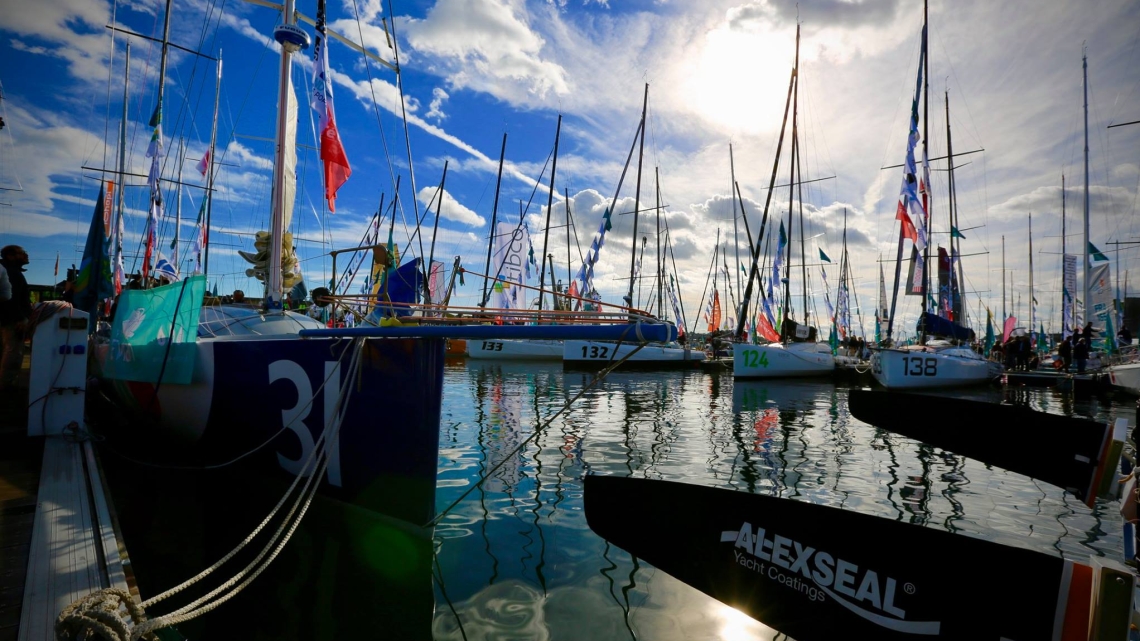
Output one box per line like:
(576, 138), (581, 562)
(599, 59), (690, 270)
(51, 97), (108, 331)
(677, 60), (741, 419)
(105, 357), (1137, 639)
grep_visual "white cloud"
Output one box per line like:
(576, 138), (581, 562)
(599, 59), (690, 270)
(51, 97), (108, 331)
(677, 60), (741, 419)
(417, 185), (486, 226)
(426, 87), (449, 121)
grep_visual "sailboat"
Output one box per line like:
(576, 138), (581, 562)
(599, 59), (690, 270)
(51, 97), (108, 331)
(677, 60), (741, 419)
(563, 84), (703, 370)
(869, 0), (1001, 390)
(90, 0), (445, 526)
(733, 23), (835, 380)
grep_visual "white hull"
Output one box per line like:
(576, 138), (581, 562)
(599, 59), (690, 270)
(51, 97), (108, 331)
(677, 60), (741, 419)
(563, 340), (705, 368)
(732, 342), (835, 378)
(467, 338), (563, 361)
(1108, 361), (1140, 395)
(871, 346), (1001, 389)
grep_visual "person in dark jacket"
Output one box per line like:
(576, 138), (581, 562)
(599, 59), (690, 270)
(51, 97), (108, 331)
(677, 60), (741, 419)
(1074, 337), (1090, 374)
(1058, 336), (1073, 372)
(0, 245), (32, 389)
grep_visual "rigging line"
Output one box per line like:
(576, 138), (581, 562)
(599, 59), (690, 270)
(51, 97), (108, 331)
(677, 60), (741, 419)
(101, 0), (120, 178)
(385, 0), (424, 260)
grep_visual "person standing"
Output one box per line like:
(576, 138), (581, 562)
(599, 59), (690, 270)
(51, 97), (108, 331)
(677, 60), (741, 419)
(1081, 322), (1094, 344)
(1074, 337), (1090, 374)
(0, 263), (10, 302)
(0, 245), (32, 390)
(1058, 336), (1073, 372)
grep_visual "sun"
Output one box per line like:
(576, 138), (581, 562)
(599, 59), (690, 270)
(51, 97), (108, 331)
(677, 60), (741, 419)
(683, 24), (796, 135)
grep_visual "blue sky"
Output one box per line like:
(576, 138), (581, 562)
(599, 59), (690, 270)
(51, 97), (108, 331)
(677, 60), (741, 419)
(1, 0), (1138, 336)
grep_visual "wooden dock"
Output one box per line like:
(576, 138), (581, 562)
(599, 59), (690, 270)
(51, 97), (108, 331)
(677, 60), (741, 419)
(0, 353), (137, 641)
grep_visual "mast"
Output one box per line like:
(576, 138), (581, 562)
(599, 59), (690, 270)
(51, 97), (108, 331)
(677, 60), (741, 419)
(1062, 174), (1067, 337)
(564, 187), (572, 294)
(918, 0), (931, 343)
(797, 130), (808, 329)
(945, 90), (965, 323)
(655, 167), (663, 318)
(1028, 213), (1034, 339)
(730, 144), (741, 307)
(113, 42), (130, 294)
(203, 50), (221, 277)
(782, 22), (801, 342)
(1002, 235), (1006, 320)
(538, 114), (562, 313)
(481, 133), (507, 308)
(1082, 48), (1091, 328)
(267, 0), (308, 311)
(625, 83), (649, 308)
(735, 32), (797, 339)
(425, 161), (448, 307)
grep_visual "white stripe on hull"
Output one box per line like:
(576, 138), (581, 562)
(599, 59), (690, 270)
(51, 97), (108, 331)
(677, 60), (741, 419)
(467, 339), (563, 361)
(733, 342), (835, 378)
(871, 348), (1001, 389)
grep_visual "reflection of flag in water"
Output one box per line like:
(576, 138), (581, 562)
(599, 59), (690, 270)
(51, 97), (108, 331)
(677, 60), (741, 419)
(485, 383), (523, 493)
(753, 408), (779, 452)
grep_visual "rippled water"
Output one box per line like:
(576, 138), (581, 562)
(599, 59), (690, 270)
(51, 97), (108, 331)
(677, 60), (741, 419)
(104, 360), (1139, 640)
(429, 361), (1136, 640)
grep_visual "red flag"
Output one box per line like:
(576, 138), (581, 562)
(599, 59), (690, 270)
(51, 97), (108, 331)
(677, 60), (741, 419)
(311, 34), (351, 212)
(708, 289), (722, 333)
(757, 314), (780, 342)
(896, 197), (917, 243)
(197, 149), (211, 177)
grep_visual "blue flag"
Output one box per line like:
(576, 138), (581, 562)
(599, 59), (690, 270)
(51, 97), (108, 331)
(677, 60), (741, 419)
(74, 183), (114, 329)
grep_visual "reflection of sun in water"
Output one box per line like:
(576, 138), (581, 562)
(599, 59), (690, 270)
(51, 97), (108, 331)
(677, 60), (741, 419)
(716, 603), (773, 640)
(685, 25), (795, 135)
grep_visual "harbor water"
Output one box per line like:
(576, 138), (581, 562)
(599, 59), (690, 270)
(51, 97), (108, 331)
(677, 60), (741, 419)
(99, 360), (1139, 640)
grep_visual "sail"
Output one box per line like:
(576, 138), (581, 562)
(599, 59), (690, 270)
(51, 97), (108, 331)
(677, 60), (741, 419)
(708, 289), (722, 333)
(877, 262), (889, 341)
(283, 73), (298, 232)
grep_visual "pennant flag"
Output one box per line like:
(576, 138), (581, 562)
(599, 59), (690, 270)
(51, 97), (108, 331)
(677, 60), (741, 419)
(196, 149), (211, 177)
(311, 23), (351, 212)
(1002, 314), (1017, 343)
(893, 28), (928, 255)
(818, 248), (831, 263)
(144, 102), (164, 284)
(1088, 242), (1109, 262)
(950, 226), (966, 239)
(54, 252), (59, 278)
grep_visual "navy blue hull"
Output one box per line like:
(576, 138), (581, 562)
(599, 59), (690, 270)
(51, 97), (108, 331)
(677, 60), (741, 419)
(198, 337), (445, 526)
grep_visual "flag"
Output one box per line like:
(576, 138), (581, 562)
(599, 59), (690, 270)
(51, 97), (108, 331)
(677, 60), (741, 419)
(196, 149), (211, 177)
(1002, 315), (1017, 343)
(144, 102), (164, 283)
(54, 252), (59, 278)
(756, 313), (780, 342)
(1089, 242), (1109, 262)
(950, 226), (965, 239)
(819, 248), (831, 263)
(894, 28), (928, 256)
(74, 182), (115, 328)
(984, 309), (995, 356)
(1037, 322), (1048, 353)
(154, 252), (179, 283)
(311, 25), (351, 211)
(708, 289), (722, 333)
(828, 322), (839, 355)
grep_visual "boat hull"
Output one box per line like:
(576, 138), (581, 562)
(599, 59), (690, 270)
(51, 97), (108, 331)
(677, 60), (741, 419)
(467, 338), (563, 361)
(562, 340), (704, 370)
(870, 347), (1001, 389)
(732, 342), (835, 378)
(96, 335), (445, 525)
(1108, 361), (1140, 396)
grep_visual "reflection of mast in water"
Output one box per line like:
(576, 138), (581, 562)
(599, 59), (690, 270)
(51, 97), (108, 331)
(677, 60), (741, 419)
(473, 366), (500, 586)
(644, 377), (681, 480)
(525, 368), (551, 596)
(873, 426), (907, 523)
(827, 387), (855, 509)
(599, 540), (640, 641)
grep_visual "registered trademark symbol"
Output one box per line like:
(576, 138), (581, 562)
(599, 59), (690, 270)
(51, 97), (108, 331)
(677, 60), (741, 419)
(904, 583), (916, 595)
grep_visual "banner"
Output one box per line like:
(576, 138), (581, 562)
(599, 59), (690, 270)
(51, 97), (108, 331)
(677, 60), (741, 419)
(1088, 262), (1113, 339)
(905, 246), (923, 296)
(104, 275), (206, 384)
(491, 222), (531, 316)
(937, 247), (951, 319)
(1062, 253), (1076, 339)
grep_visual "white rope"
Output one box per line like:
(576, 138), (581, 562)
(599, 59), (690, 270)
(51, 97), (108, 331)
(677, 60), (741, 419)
(57, 337), (365, 641)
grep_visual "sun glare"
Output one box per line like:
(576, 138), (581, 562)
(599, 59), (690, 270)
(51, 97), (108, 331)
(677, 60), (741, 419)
(715, 602), (772, 641)
(685, 26), (795, 135)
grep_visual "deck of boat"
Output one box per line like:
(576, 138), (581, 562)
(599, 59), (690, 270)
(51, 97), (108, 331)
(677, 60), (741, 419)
(1004, 368), (1111, 393)
(0, 353), (137, 641)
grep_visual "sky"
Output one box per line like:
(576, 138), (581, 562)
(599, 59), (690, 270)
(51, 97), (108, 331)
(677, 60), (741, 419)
(0, 0), (1138, 338)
